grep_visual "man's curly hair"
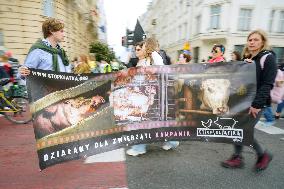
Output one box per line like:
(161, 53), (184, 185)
(42, 18), (64, 38)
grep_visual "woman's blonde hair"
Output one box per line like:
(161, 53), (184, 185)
(241, 46), (251, 59)
(74, 54), (91, 74)
(79, 54), (89, 64)
(243, 29), (271, 58)
(144, 38), (159, 58)
(242, 29), (271, 59)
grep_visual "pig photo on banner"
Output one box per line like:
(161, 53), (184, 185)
(26, 62), (257, 170)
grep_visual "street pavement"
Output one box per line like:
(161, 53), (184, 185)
(0, 116), (127, 189)
(125, 119), (284, 189)
(1, 115), (284, 189)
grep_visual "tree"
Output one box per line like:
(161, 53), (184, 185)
(89, 41), (115, 63)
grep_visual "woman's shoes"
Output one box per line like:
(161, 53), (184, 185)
(275, 114), (280, 119)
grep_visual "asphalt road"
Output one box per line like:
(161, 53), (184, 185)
(126, 119), (284, 189)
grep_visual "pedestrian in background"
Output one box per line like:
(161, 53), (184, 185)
(275, 62), (284, 119)
(177, 51), (192, 64)
(222, 29), (277, 171)
(126, 37), (179, 157)
(275, 100), (284, 119)
(157, 41), (171, 65)
(208, 44), (226, 63)
(126, 46), (139, 68)
(0, 51), (13, 82)
(19, 18), (70, 77)
(231, 51), (241, 61)
(159, 49), (172, 65)
(143, 37), (164, 65)
(0, 64), (10, 91)
(134, 41), (147, 67)
(73, 54), (91, 74)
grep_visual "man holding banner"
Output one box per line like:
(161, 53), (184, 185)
(221, 30), (277, 171)
(19, 18), (70, 77)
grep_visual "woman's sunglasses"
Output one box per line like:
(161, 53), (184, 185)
(211, 49), (218, 53)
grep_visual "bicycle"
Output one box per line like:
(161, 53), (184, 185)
(0, 83), (32, 124)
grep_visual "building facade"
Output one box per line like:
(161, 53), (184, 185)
(140, 0), (284, 63)
(0, 0), (102, 63)
(95, 0), (107, 43)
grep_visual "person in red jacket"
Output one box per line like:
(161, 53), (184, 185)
(0, 51), (14, 82)
(208, 44), (226, 63)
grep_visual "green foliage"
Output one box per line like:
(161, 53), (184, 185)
(89, 41), (115, 63)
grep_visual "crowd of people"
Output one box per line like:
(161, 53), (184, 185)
(1, 17), (283, 173)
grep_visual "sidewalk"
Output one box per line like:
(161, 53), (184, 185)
(0, 117), (127, 189)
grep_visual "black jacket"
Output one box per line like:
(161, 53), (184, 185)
(251, 50), (277, 109)
(278, 62), (284, 71)
(159, 50), (171, 65)
(0, 66), (10, 86)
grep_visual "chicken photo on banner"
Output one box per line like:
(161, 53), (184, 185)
(111, 67), (162, 125)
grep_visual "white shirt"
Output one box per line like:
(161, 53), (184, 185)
(136, 51), (164, 67)
(151, 51), (164, 65)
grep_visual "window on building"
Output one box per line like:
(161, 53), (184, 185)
(179, 25), (182, 40)
(238, 8), (252, 31)
(183, 22), (188, 39)
(196, 15), (201, 34)
(269, 10), (275, 32)
(43, 0), (54, 17)
(279, 11), (284, 33)
(210, 5), (221, 29)
(176, 28), (179, 41)
(195, 0), (203, 6)
(272, 47), (284, 64)
(0, 31), (3, 46)
(152, 19), (157, 25)
(186, 0), (191, 7)
(179, 0), (183, 12)
(193, 47), (199, 63)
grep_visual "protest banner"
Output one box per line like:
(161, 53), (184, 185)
(27, 62), (257, 170)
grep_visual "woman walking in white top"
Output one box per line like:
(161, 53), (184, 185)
(126, 38), (179, 156)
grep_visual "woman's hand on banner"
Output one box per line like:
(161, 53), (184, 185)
(19, 66), (31, 77)
(244, 58), (253, 63)
(248, 106), (261, 118)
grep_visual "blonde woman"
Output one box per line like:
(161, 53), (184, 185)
(221, 30), (277, 171)
(142, 37), (164, 66)
(126, 38), (179, 157)
(243, 37), (275, 127)
(73, 54), (91, 74)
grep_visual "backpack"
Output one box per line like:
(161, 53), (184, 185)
(159, 50), (171, 65)
(260, 53), (284, 103)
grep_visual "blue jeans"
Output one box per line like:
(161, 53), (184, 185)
(263, 106), (275, 122)
(276, 100), (284, 113)
(131, 141), (179, 152)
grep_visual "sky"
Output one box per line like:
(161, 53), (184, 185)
(104, 0), (152, 58)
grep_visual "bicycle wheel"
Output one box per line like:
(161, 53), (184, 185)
(4, 97), (32, 124)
